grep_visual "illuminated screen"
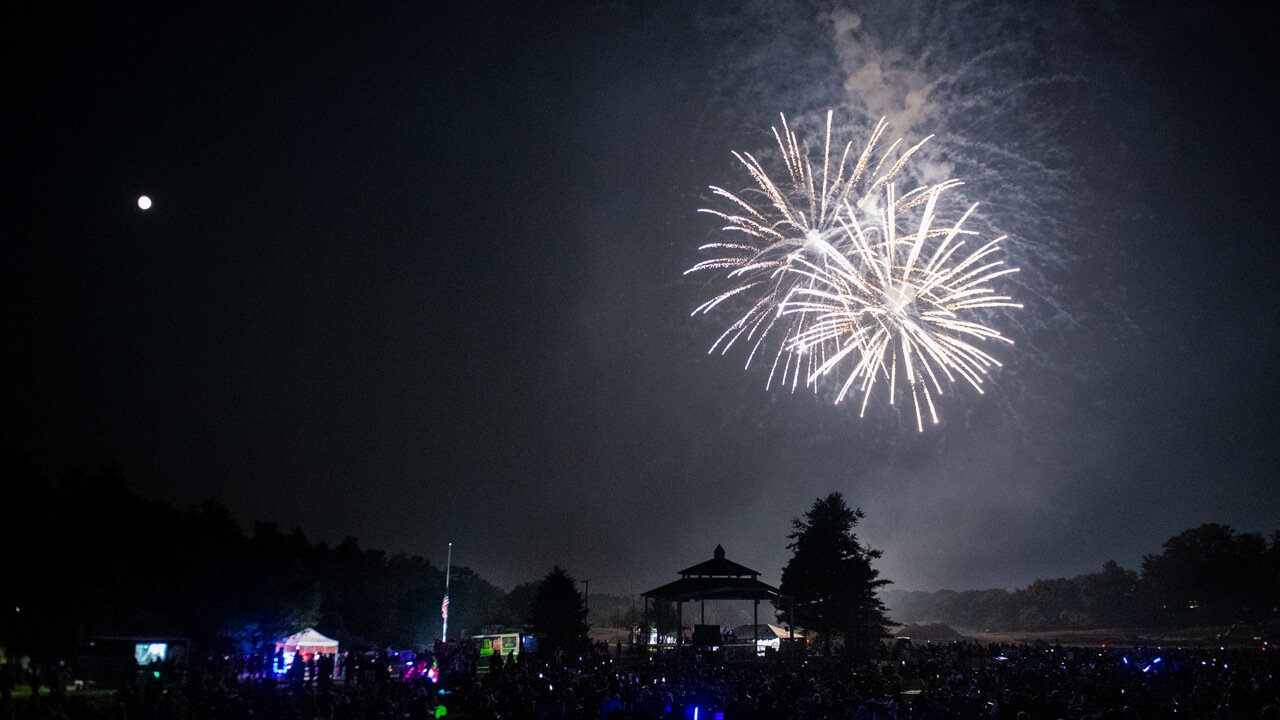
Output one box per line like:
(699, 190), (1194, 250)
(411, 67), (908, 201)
(475, 634), (521, 657)
(135, 643), (167, 665)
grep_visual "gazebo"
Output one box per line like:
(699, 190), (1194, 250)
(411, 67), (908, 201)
(641, 545), (783, 652)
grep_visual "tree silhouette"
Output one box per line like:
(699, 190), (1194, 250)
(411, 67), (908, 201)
(777, 493), (891, 659)
(1140, 523), (1274, 623)
(1079, 560), (1138, 626)
(494, 581), (538, 627)
(530, 566), (589, 660)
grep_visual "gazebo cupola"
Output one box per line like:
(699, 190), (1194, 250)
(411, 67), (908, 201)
(678, 544), (759, 580)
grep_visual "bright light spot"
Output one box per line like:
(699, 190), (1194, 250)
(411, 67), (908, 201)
(883, 283), (916, 314)
(138, 195), (152, 210)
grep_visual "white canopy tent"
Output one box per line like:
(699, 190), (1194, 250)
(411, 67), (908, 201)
(275, 628), (339, 656)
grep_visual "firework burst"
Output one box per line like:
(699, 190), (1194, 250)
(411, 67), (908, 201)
(686, 110), (933, 390)
(782, 183), (1021, 430)
(689, 113), (1021, 430)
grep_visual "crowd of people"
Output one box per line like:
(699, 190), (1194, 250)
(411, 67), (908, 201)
(2, 639), (1276, 719)
(451, 641), (1278, 719)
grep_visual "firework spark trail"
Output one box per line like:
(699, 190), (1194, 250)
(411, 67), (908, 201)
(781, 182), (1022, 430)
(686, 0), (1120, 439)
(699, 2), (1107, 395)
(685, 110), (935, 391)
(689, 113), (1022, 429)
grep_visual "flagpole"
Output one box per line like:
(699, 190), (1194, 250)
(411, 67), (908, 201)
(442, 542), (452, 642)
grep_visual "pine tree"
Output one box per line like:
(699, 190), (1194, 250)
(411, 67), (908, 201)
(777, 493), (892, 659)
(530, 566), (589, 660)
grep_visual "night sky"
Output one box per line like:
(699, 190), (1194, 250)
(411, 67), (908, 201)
(8, 1), (1278, 598)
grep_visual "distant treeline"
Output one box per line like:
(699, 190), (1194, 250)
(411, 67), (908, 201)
(8, 443), (1276, 659)
(883, 525), (1280, 632)
(2, 446), (551, 658)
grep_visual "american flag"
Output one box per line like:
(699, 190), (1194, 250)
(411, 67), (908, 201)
(441, 595), (449, 621)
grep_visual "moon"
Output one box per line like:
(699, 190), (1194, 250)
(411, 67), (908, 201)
(137, 195), (152, 210)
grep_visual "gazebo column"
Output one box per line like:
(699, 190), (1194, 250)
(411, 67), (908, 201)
(677, 601), (683, 652)
(753, 599), (759, 657)
(700, 599), (705, 625)
(644, 596), (649, 648)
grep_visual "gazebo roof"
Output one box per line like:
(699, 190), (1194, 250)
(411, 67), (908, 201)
(677, 544), (760, 579)
(642, 545), (780, 602)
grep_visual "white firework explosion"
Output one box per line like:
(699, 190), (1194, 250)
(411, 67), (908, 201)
(686, 110), (934, 391)
(781, 181), (1021, 431)
(689, 112), (1022, 430)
